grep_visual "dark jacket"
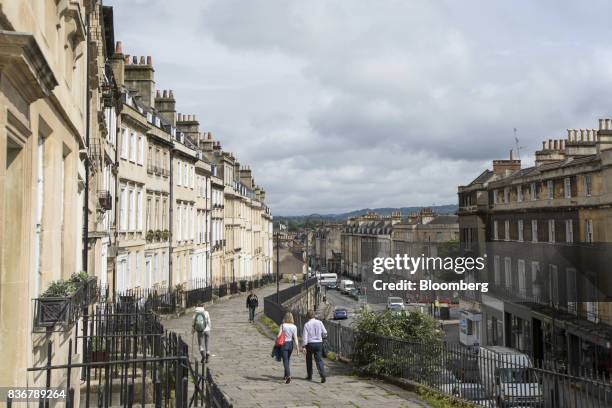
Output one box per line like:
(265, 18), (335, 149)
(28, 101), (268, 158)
(271, 344), (282, 362)
(246, 294), (259, 308)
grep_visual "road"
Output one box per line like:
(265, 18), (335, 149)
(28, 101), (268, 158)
(324, 285), (460, 344)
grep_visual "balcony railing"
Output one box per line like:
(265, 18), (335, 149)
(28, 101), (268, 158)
(98, 190), (112, 211)
(147, 163), (170, 177)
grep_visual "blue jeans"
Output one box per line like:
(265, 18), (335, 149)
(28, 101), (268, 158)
(281, 341), (294, 378)
(248, 307), (256, 322)
(305, 342), (325, 379)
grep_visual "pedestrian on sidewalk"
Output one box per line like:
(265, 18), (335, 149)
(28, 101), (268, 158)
(246, 290), (259, 323)
(292, 274), (297, 286)
(301, 310), (327, 383)
(277, 312), (300, 384)
(192, 303), (211, 363)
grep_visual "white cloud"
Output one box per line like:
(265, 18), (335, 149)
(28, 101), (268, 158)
(108, 0), (612, 215)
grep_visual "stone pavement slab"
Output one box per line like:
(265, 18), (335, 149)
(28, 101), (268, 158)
(164, 284), (429, 408)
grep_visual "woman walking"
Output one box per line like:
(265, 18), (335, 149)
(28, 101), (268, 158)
(277, 312), (300, 383)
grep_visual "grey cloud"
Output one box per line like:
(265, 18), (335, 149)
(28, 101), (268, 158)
(108, 0), (612, 214)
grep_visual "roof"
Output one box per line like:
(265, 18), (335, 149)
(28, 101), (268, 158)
(427, 215), (458, 225)
(471, 169), (494, 185)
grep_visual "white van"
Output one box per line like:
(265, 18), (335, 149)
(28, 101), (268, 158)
(339, 280), (355, 294)
(478, 346), (542, 407)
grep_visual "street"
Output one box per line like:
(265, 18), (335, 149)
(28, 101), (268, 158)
(324, 285), (460, 344)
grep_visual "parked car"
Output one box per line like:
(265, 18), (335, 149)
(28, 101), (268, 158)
(387, 296), (405, 311)
(431, 368), (461, 395)
(333, 308), (348, 320)
(326, 281), (337, 290)
(348, 287), (359, 300)
(453, 383), (495, 407)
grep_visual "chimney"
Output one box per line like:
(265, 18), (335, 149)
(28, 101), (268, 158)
(176, 113), (200, 145)
(108, 41), (126, 87)
(124, 55), (156, 108)
(201, 132), (214, 152)
(492, 150), (521, 176)
(597, 118), (612, 155)
(535, 138), (565, 166)
(154, 89), (176, 127)
(240, 166), (253, 188)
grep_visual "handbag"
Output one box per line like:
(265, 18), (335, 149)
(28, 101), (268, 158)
(275, 324), (286, 347)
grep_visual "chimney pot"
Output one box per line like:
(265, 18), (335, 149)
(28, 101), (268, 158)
(169, 90), (174, 98)
(139, 56), (145, 64)
(156, 90), (161, 98)
(146, 55), (152, 65)
(548, 139), (553, 149)
(124, 55), (130, 64)
(115, 41), (123, 54)
(599, 119), (605, 130)
(509, 149), (514, 160)
(163, 89), (168, 98)
(132, 56), (138, 64)
(542, 141), (546, 149)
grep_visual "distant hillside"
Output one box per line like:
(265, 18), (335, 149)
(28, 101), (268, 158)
(276, 204), (458, 226)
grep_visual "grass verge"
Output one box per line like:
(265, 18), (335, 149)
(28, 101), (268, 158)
(416, 387), (475, 408)
(260, 315), (279, 333)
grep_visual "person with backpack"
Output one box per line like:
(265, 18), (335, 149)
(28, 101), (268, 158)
(192, 303), (211, 363)
(276, 312), (300, 384)
(246, 291), (259, 323)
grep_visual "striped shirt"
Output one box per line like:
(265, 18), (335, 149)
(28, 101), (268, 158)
(302, 318), (327, 346)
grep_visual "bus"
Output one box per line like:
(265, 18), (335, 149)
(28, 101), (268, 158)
(319, 273), (338, 288)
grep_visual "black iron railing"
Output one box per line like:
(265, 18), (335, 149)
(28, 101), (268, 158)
(97, 190), (112, 210)
(264, 283), (612, 408)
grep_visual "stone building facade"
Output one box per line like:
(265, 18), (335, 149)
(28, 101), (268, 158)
(0, 0), (90, 390)
(458, 123), (612, 374)
(0, 0), (273, 389)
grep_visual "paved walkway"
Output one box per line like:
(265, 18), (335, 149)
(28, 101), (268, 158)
(164, 284), (428, 408)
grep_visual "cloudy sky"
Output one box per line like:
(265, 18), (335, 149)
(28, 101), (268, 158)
(108, 0), (612, 215)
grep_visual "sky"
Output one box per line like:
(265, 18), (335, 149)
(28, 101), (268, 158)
(107, 0), (612, 216)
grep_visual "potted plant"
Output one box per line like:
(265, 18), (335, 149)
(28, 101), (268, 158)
(69, 271), (97, 304)
(146, 230), (155, 242)
(161, 229), (169, 241)
(35, 280), (79, 327)
(89, 337), (108, 362)
(154, 229), (162, 241)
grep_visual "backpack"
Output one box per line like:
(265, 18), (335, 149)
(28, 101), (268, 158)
(194, 311), (207, 332)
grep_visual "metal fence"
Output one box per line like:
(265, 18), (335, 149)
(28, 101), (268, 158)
(265, 283), (612, 408)
(23, 302), (235, 408)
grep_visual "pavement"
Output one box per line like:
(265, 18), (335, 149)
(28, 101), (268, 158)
(164, 283), (429, 408)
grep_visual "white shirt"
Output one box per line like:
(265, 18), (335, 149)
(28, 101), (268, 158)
(278, 323), (299, 344)
(193, 307), (211, 333)
(302, 318), (327, 346)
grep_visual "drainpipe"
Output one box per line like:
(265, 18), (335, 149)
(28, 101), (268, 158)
(81, 5), (91, 382)
(82, 5), (91, 274)
(168, 149), (174, 286)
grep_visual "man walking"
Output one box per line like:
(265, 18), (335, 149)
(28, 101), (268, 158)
(246, 290), (259, 323)
(301, 310), (327, 383)
(192, 303), (211, 363)
(292, 274), (297, 286)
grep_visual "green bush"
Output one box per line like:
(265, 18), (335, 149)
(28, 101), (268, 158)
(42, 280), (78, 297)
(352, 309), (444, 378)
